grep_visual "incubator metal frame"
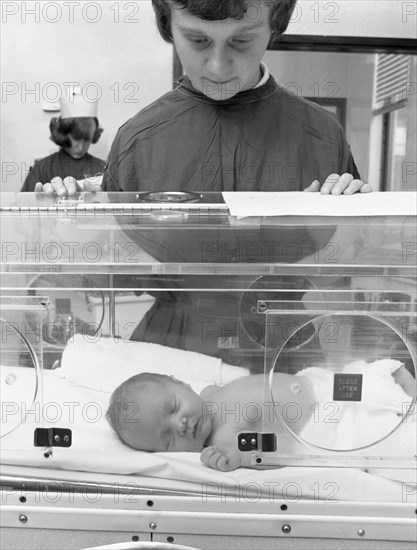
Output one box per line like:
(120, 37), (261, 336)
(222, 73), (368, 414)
(2, 472), (416, 550)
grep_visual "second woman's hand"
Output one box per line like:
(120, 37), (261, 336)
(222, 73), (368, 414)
(34, 176), (102, 195)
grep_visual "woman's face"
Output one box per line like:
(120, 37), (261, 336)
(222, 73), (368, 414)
(63, 118), (96, 160)
(171, 3), (272, 101)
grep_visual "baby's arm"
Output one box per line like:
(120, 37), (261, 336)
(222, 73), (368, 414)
(200, 446), (242, 472)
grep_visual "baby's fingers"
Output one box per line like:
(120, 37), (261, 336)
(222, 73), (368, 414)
(200, 446), (229, 471)
(208, 451), (232, 471)
(200, 446), (219, 467)
(215, 450), (241, 472)
(201, 446), (241, 472)
(215, 454), (232, 471)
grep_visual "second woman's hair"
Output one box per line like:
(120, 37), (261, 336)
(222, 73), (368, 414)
(49, 117), (103, 148)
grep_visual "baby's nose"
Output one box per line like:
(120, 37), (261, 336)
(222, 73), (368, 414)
(176, 417), (188, 436)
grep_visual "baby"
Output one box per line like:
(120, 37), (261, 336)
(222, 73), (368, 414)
(107, 364), (415, 471)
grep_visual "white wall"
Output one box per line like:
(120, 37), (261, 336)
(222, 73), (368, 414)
(264, 50), (374, 181)
(287, 0), (417, 38)
(2, 1), (415, 191)
(1, 0), (173, 191)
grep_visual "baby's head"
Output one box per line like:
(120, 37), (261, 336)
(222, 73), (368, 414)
(107, 373), (213, 452)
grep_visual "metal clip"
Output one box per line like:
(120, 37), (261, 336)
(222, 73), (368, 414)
(238, 432), (277, 452)
(34, 428), (72, 448)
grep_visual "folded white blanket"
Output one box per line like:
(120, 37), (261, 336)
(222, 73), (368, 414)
(296, 359), (416, 454)
(59, 334), (249, 393)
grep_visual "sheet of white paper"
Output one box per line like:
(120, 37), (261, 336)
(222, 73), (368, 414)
(222, 192), (417, 218)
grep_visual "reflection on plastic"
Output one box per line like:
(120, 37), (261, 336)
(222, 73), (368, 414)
(82, 541), (200, 549)
(137, 191), (202, 203)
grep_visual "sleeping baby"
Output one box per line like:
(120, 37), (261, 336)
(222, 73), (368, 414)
(107, 362), (415, 471)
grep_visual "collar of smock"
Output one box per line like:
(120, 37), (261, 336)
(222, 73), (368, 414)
(175, 63), (278, 106)
(255, 61), (270, 88)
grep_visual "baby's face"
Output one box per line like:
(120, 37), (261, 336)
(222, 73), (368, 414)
(120, 377), (213, 452)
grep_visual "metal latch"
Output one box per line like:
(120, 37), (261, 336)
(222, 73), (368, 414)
(238, 432), (277, 452)
(34, 428), (72, 447)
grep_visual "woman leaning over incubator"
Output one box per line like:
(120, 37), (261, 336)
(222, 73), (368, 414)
(29, 0), (372, 197)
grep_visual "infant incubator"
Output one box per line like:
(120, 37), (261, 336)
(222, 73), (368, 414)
(0, 190), (416, 550)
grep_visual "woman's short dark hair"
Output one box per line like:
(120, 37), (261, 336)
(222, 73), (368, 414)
(152, 0), (298, 43)
(49, 117), (103, 148)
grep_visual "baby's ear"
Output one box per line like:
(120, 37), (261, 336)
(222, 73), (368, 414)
(169, 375), (182, 384)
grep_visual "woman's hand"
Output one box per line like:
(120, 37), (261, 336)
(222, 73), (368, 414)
(200, 446), (242, 471)
(34, 176), (102, 195)
(304, 173), (372, 195)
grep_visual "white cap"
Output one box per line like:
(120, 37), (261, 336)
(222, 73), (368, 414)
(60, 86), (98, 119)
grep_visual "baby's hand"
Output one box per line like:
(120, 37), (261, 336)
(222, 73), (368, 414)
(200, 446), (242, 472)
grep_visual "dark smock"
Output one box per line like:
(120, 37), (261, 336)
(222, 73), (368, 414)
(102, 75), (360, 366)
(22, 149), (106, 192)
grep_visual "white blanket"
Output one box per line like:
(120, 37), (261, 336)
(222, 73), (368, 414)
(59, 334), (249, 394)
(296, 359), (416, 451)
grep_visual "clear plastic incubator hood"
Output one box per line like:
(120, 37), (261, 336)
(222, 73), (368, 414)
(0, 191), (416, 550)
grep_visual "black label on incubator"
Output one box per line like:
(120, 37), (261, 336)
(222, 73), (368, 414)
(333, 373), (363, 401)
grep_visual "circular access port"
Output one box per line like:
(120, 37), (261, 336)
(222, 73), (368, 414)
(137, 191), (202, 203)
(269, 313), (416, 452)
(0, 318), (41, 438)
